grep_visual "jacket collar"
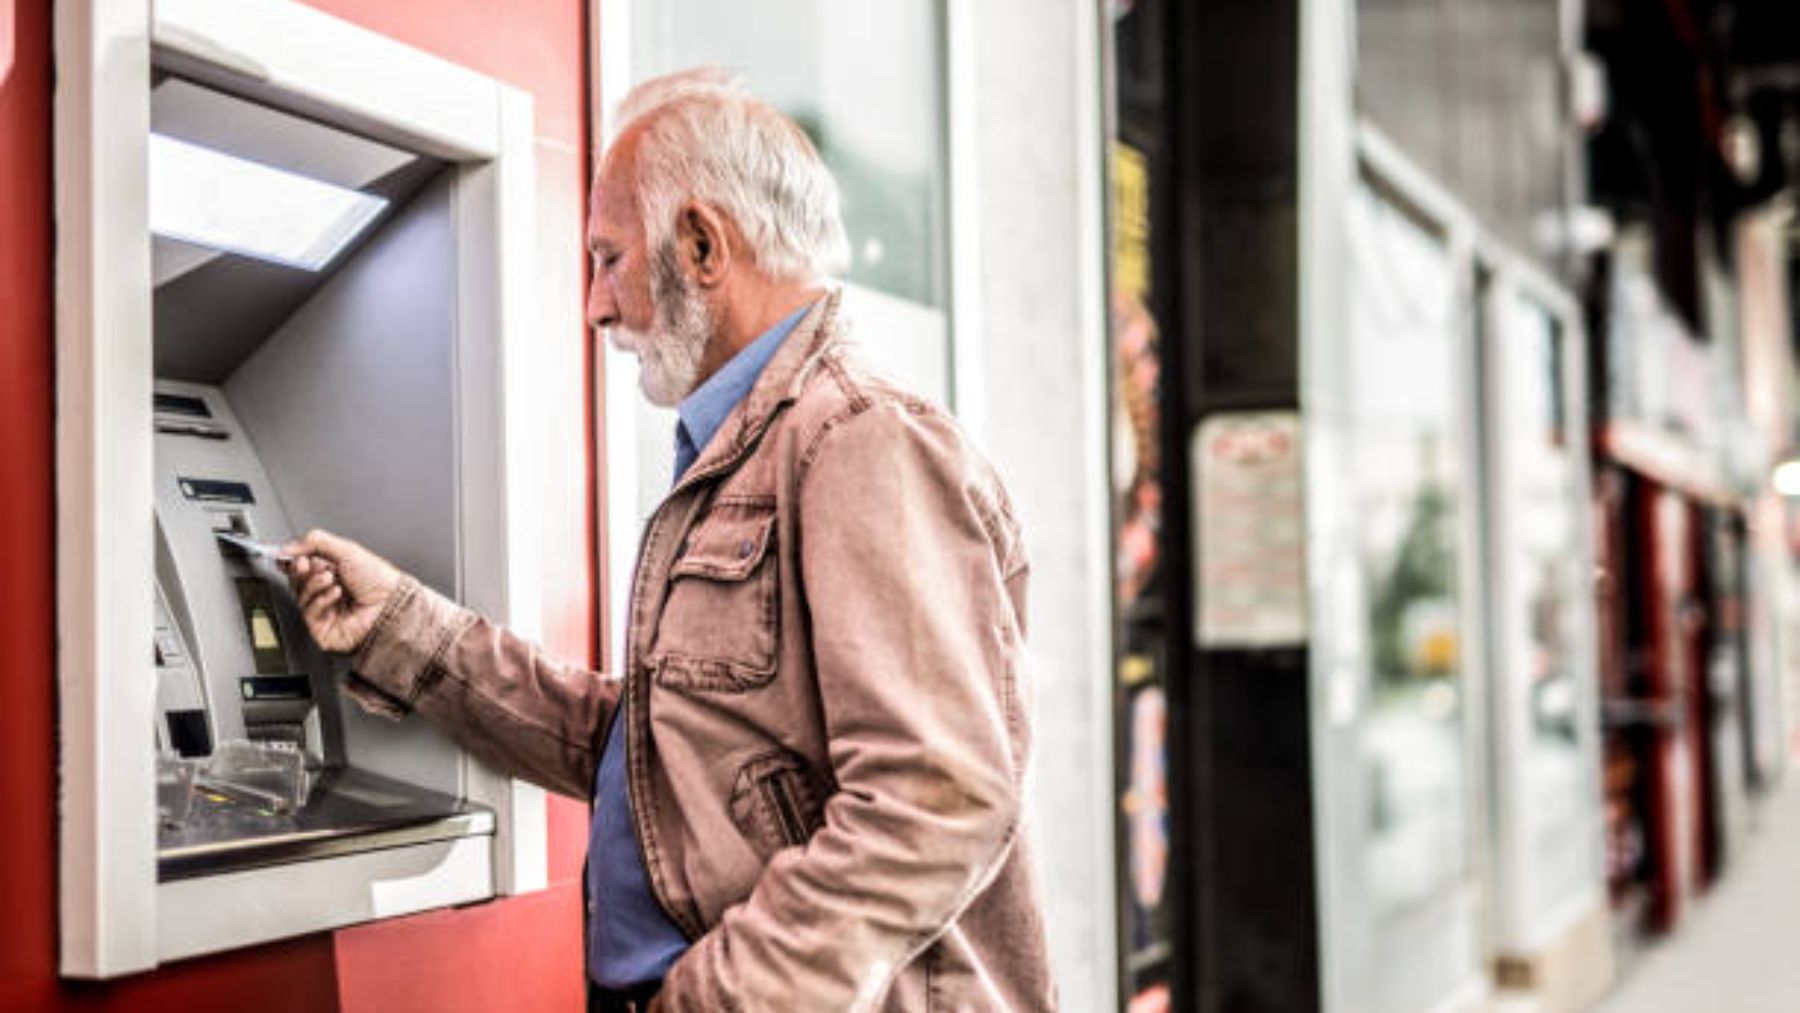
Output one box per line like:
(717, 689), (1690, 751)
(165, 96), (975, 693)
(668, 288), (845, 494)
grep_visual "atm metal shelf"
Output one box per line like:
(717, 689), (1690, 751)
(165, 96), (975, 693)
(158, 765), (495, 882)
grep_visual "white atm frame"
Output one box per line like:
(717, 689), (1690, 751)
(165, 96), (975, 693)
(56, 0), (549, 978)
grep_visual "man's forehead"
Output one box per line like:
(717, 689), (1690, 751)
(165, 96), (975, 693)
(588, 186), (630, 250)
(588, 186), (623, 245)
(588, 132), (644, 246)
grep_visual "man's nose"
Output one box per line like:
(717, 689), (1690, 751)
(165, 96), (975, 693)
(585, 282), (619, 331)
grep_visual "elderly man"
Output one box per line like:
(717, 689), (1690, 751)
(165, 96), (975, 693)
(282, 69), (1053, 1012)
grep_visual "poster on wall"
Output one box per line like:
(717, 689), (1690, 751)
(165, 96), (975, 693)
(1110, 131), (1175, 997)
(1121, 666), (1170, 947)
(1192, 411), (1307, 647)
(1112, 140), (1162, 610)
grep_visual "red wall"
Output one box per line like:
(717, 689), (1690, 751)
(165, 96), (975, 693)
(0, 0), (84, 1007)
(0, 1), (595, 1009)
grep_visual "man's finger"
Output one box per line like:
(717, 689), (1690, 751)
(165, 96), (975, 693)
(302, 583), (342, 630)
(302, 528), (359, 563)
(278, 541), (307, 568)
(281, 555), (311, 598)
(299, 571), (335, 608)
(298, 570), (339, 612)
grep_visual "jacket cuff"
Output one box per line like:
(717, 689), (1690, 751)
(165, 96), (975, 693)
(344, 575), (475, 718)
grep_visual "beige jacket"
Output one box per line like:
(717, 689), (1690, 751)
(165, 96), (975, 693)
(345, 293), (1056, 1012)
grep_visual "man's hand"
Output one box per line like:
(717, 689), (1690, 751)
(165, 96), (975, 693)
(279, 529), (401, 654)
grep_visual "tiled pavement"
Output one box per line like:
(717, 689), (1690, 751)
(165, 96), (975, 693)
(1591, 776), (1800, 1013)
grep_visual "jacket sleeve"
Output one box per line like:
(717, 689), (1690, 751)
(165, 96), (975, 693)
(345, 575), (615, 800)
(658, 402), (1031, 1011)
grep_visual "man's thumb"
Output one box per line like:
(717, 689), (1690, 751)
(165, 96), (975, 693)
(302, 528), (356, 562)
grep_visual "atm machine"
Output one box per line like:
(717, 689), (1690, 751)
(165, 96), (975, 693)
(145, 73), (500, 883)
(54, 0), (547, 974)
(151, 379), (493, 879)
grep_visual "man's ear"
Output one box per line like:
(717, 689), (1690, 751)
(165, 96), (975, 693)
(675, 200), (732, 287)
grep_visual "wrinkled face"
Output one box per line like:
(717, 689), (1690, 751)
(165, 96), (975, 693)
(586, 136), (715, 407)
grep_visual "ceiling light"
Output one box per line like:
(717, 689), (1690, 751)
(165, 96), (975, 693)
(148, 133), (388, 272)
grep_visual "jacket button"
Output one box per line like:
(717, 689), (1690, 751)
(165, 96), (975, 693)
(738, 539), (756, 559)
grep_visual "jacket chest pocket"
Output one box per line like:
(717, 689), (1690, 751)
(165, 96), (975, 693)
(653, 505), (779, 692)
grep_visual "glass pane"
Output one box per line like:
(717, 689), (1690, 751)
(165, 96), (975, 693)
(626, 1), (952, 407)
(1344, 180), (1473, 926)
(1354, 0), (1565, 269)
(630, 1), (949, 309)
(1495, 289), (1595, 922)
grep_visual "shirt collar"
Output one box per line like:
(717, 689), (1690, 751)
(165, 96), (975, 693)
(676, 300), (814, 457)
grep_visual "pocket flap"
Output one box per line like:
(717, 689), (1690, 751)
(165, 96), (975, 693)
(671, 509), (776, 581)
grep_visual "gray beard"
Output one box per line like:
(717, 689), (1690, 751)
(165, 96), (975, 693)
(619, 243), (714, 408)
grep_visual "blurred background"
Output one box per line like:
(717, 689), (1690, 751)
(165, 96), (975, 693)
(1099, 0), (1800, 1010)
(8, 0), (1800, 1011)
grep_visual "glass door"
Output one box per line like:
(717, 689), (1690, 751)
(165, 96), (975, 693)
(1313, 167), (1489, 1013)
(1480, 275), (1606, 966)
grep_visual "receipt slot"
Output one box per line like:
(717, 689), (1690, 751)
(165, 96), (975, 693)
(56, 0), (549, 976)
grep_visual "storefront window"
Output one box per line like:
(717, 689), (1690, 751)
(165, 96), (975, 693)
(1494, 288), (1597, 923)
(1345, 179), (1475, 933)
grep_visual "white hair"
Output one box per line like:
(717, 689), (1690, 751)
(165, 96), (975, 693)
(610, 68), (850, 283)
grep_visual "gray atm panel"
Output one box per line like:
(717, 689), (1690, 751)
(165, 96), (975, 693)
(153, 380), (334, 759)
(152, 380), (490, 880)
(153, 583), (211, 758)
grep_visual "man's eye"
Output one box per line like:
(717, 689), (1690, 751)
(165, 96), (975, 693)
(602, 253), (621, 271)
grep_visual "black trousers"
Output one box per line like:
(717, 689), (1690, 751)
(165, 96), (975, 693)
(587, 980), (661, 1013)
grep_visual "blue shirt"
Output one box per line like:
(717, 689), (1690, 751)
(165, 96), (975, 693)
(587, 301), (813, 988)
(671, 302), (812, 482)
